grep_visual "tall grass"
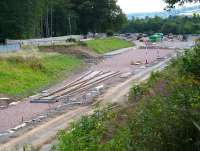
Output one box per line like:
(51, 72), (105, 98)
(0, 52), (44, 71)
(0, 51), (83, 97)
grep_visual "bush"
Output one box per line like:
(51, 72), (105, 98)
(178, 44), (200, 78)
(52, 107), (116, 151)
(106, 31), (114, 37)
(129, 75), (200, 151)
(66, 38), (76, 43)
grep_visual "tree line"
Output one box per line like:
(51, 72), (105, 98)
(0, 0), (126, 40)
(122, 14), (200, 35)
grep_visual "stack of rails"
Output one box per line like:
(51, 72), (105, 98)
(31, 71), (121, 103)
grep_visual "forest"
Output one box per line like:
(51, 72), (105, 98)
(1, 0), (200, 41)
(0, 0), (126, 40)
(122, 14), (200, 34)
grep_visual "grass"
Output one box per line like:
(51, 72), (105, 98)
(0, 51), (83, 97)
(84, 37), (133, 54)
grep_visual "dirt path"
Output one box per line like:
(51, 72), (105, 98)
(100, 56), (173, 106)
(0, 106), (93, 151)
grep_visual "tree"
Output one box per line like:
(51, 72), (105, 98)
(121, 15), (200, 35)
(164, 0), (200, 8)
(71, 0), (126, 34)
(0, 0), (126, 40)
(0, 0), (43, 39)
(161, 22), (178, 34)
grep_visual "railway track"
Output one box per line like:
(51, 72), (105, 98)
(31, 71), (121, 103)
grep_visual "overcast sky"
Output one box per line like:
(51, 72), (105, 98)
(117, 0), (198, 14)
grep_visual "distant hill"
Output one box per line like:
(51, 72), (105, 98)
(127, 5), (200, 19)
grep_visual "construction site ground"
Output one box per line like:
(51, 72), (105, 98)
(0, 37), (195, 151)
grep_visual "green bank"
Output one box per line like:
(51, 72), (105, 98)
(0, 51), (83, 98)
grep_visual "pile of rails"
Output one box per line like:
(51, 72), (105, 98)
(31, 71), (121, 104)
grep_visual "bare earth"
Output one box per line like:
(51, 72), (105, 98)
(92, 48), (174, 72)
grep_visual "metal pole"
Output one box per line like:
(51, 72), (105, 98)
(156, 42), (160, 59)
(145, 41), (148, 64)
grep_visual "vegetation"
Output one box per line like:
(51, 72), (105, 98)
(53, 43), (200, 151)
(52, 106), (117, 151)
(84, 37), (133, 54)
(122, 14), (200, 34)
(123, 0), (200, 35)
(0, 51), (83, 97)
(164, 0), (199, 8)
(0, 0), (126, 41)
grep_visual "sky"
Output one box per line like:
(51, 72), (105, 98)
(117, 0), (198, 14)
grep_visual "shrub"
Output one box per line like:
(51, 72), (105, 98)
(106, 31), (114, 37)
(178, 44), (200, 78)
(129, 75), (200, 151)
(66, 38), (76, 43)
(129, 84), (144, 102)
(52, 107), (116, 151)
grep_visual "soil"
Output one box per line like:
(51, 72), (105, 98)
(92, 48), (175, 72)
(40, 45), (100, 59)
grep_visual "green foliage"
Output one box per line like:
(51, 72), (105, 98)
(0, 0), (126, 39)
(178, 45), (200, 78)
(53, 46), (200, 151)
(122, 15), (200, 34)
(129, 85), (145, 102)
(52, 107), (116, 151)
(84, 37), (133, 54)
(106, 31), (114, 37)
(77, 41), (87, 46)
(0, 0), (44, 39)
(129, 76), (200, 151)
(164, 0), (199, 8)
(22, 144), (37, 151)
(66, 38), (77, 43)
(0, 51), (83, 97)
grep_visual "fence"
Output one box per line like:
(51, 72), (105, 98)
(0, 44), (21, 53)
(6, 35), (83, 46)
